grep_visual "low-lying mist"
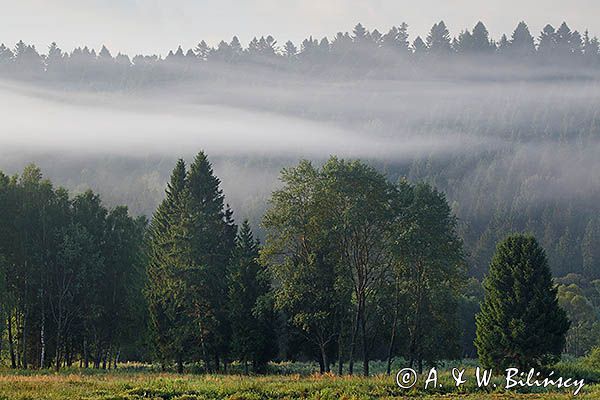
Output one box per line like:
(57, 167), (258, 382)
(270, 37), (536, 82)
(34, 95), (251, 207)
(1, 72), (599, 262)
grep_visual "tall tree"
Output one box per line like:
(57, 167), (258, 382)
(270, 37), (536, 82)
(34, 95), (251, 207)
(392, 181), (465, 373)
(146, 159), (194, 372)
(426, 21), (452, 54)
(509, 21), (536, 56)
(261, 160), (346, 374)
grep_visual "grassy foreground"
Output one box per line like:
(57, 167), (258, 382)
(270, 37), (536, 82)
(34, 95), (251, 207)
(0, 368), (598, 400)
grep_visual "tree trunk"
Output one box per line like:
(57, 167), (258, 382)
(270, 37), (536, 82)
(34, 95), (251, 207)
(360, 303), (369, 377)
(319, 344), (329, 373)
(386, 279), (400, 375)
(21, 309), (28, 369)
(40, 310), (45, 369)
(84, 339), (89, 368)
(8, 315), (17, 369)
(54, 332), (61, 372)
(177, 353), (184, 374)
(114, 350), (119, 369)
(347, 304), (360, 375)
(337, 330), (344, 375)
(102, 349), (107, 369)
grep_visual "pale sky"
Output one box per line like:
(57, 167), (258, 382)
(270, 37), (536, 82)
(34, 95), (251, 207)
(2, 0), (600, 56)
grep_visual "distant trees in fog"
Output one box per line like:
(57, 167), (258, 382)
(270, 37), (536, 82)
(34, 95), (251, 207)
(1, 21), (600, 83)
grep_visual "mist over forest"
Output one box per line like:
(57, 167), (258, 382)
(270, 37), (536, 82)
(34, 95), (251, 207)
(1, 20), (599, 279)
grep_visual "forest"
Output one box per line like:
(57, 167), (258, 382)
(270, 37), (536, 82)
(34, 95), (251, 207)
(0, 153), (597, 375)
(0, 19), (599, 377)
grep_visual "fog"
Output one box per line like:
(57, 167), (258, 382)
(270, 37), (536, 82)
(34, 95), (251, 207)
(1, 71), (599, 223)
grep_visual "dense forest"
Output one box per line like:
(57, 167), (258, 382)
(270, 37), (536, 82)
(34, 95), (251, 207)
(0, 156), (598, 373)
(1, 21), (600, 82)
(0, 19), (599, 371)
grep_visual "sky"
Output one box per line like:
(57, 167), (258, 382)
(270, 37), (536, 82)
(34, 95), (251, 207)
(2, 0), (600, 56)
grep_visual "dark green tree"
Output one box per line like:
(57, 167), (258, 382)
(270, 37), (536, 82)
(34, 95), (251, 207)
(475, 234), (570, 371)
(228, 221), (274, 373)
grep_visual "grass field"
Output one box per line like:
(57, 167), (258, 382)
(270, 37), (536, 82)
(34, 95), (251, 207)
(0, 363), (599, 400)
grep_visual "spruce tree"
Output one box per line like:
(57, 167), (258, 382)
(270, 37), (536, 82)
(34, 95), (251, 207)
(146, 159), (194, 372)
(186, 151), (236, 371)
(475, 234), (570, 371)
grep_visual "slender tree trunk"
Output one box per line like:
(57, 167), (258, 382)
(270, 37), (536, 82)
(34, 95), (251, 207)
(386, 279), (400, 376)
(318, 354), (324, 374)
(244, 359), (249, 375)
(337, 330), (344, 375)
(8, 315), (17, 369)
(360, 303), (369, 377)
(21, 309), (28, 369)
(319, 344), (329, 373)
(348, 304), (361, 375)
(214, 354), (220, 373)
(177, 353), (184, 374)
(54, 332), (61, 372)
(84, 339), (89, 368)
(102, 349), (108, 369)
(40, 309), (45, 369)
(114, 350), (119, 369)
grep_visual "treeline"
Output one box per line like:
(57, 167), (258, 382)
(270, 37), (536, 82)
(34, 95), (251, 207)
(2, 20), (600, 83)
(1, 154), (598, 372)
(0, 165), (146, 370)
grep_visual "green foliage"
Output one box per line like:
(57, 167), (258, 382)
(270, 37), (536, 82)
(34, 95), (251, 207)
(228, 221), (275, 373)
(0, 164), (146, 370)
(475, 234), (570, 370)
(392, 181), (466, 369)
(261, 157), (466, 375)
(145, 153), (237, 372)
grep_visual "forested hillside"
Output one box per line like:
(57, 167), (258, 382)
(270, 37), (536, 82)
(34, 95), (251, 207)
(0, 20), (598, 326)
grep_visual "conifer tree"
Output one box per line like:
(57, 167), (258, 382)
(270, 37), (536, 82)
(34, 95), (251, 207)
(186, 151), (237, 371)
(146, 159), (194, 372)
(510, 21), (536, 56)
(426, 21), (452, 54)
(228, 221), (274, 373)
(475, 234), (570, 371)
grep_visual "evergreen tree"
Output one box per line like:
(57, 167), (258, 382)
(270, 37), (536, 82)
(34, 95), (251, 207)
(194, 40), (211, 60)
(146, 159), (194, 372)
(228, 221), (274, 373)
(412, 36), (427, 55)
(426, 21), (452, 54)
(538, 24), (557, 56)
(471, 22), (494, 52)
(509, 21), (536, 56)
(186, 152), (237, 371)
(283, 41), (298, 59)
(475, 234), (570, 370)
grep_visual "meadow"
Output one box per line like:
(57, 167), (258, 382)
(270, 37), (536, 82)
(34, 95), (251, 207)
(1, 360), (599, 400)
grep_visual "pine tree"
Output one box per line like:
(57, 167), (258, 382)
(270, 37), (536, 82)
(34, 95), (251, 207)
(475, 234), (570, 371)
